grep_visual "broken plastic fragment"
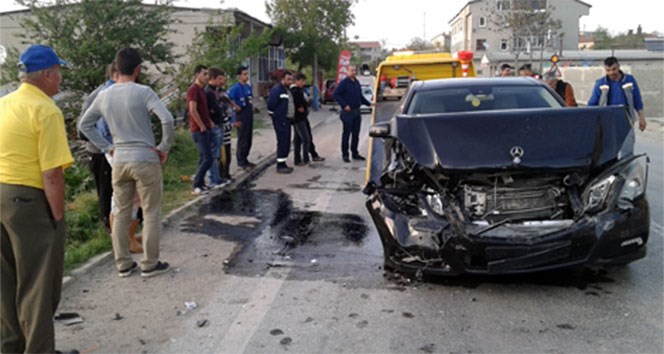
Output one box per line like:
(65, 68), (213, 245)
(54, 312), (83, 326)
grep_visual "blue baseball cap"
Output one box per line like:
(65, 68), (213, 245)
(18, 45), (69, 73)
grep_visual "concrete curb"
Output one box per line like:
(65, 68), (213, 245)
(61, 108), (337, 290)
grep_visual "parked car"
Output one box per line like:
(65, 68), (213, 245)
(365, 77), (649, 276)
(360, 85), (373, 113)
(321, 79), (336, 104)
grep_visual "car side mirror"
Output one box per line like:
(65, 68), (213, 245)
(369, 122), (390, 138)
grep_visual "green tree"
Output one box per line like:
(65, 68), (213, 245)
(405, 37), (435, 51)
(612, 28), (646, 49)
(265, 0), (356, 88)
(172, 19), (272, 113)
(592, 27), (614, 49)
(5, 0), (176, 93)
(486, 1), (561, 73)
(0, 0), (177, 138)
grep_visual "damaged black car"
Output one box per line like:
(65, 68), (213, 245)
(364, 78), (649, 275)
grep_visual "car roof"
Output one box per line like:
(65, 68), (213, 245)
(412, 77), (546, 91)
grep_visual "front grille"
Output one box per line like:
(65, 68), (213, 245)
(461, 182), (568, 222)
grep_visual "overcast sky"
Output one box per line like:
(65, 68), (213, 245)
(5, 0), (663, 49)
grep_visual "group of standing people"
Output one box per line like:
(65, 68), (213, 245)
(187, 65), (260, 195)
(267, 70), (325, 174)
(497, 55), (647, 131)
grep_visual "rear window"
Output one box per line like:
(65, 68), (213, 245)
(406, 85), (563, 115)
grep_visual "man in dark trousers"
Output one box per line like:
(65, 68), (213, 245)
(267, 71), (294, 174)
(1, 44), (73, 354)
(204, 67), (230, 187)
(290, 73), (313, 166)
(291, 74), (325, 165)
(79, 62), (118, 229)
(228, 66), (256, 170)
(333, 64), (372, 163)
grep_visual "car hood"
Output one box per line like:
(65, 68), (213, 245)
(391, 106), (632, 171)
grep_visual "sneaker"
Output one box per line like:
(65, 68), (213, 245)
(141, 261), (170, 278)
(209, 183), (224, 190)
(118, 262), (138, 278)
(352, 155), (366, 161)
(312, 156), (325, 162)
(191, 187), (208, 195)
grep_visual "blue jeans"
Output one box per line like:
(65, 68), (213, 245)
(192, 130), (213, 189)
(207, 127), (223, 184)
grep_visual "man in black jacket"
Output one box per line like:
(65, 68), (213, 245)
(290, 73), (313, 165)
(333, 65), (372, 162)
(291, 74), (325, 165)
(267, 71), (294, 174)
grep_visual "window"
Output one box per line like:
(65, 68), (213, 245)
(406, 86), (563, 115)
(497, 0), (546, 11)
(258, 46), (285, 81)
(479, 17), (487, 27)
(476, 39), (487, 51)
(496, 0), (511, 10)
(501, 39), (509, 51)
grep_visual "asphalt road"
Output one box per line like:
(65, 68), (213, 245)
(55, 105), (663, 353)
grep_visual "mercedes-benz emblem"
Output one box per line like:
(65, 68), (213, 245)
(510, 146), (524, 164)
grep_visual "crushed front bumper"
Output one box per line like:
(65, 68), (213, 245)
(366, 193), (649, 276)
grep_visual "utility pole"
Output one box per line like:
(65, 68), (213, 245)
(423, 12), (426, 40)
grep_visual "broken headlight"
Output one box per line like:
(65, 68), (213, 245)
(584, 175), (617, 213)
(583, 155), (649, 213)
(616, 155), (648, 210)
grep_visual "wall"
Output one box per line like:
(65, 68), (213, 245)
(561, 63), (664, 118)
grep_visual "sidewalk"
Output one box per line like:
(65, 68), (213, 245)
(639, 117), (664, 141)
(63, 106), (341, 289)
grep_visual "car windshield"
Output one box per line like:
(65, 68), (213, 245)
(406, 85), (563, 115)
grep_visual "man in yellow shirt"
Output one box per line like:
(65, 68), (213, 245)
(0, 44), (73, 353)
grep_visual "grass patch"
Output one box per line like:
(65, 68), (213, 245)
(162, 127), (200, 213)
(63, 127), (201, 272)
(64, 228), (112, 273)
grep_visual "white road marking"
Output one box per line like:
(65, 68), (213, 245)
(652, 221), (664, 236)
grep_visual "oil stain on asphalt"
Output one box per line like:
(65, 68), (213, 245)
(179, 186), (370, 280)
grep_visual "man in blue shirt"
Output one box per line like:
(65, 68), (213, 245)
(228, 66), (256, 170)
(588, 56), (647, 131)
(333, 65), (372, 163)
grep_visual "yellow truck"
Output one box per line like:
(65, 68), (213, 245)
(376, 51), (476, 100)
(367, 51), (476, 187)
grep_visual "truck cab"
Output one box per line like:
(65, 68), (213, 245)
(376, 51), (476, 101)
